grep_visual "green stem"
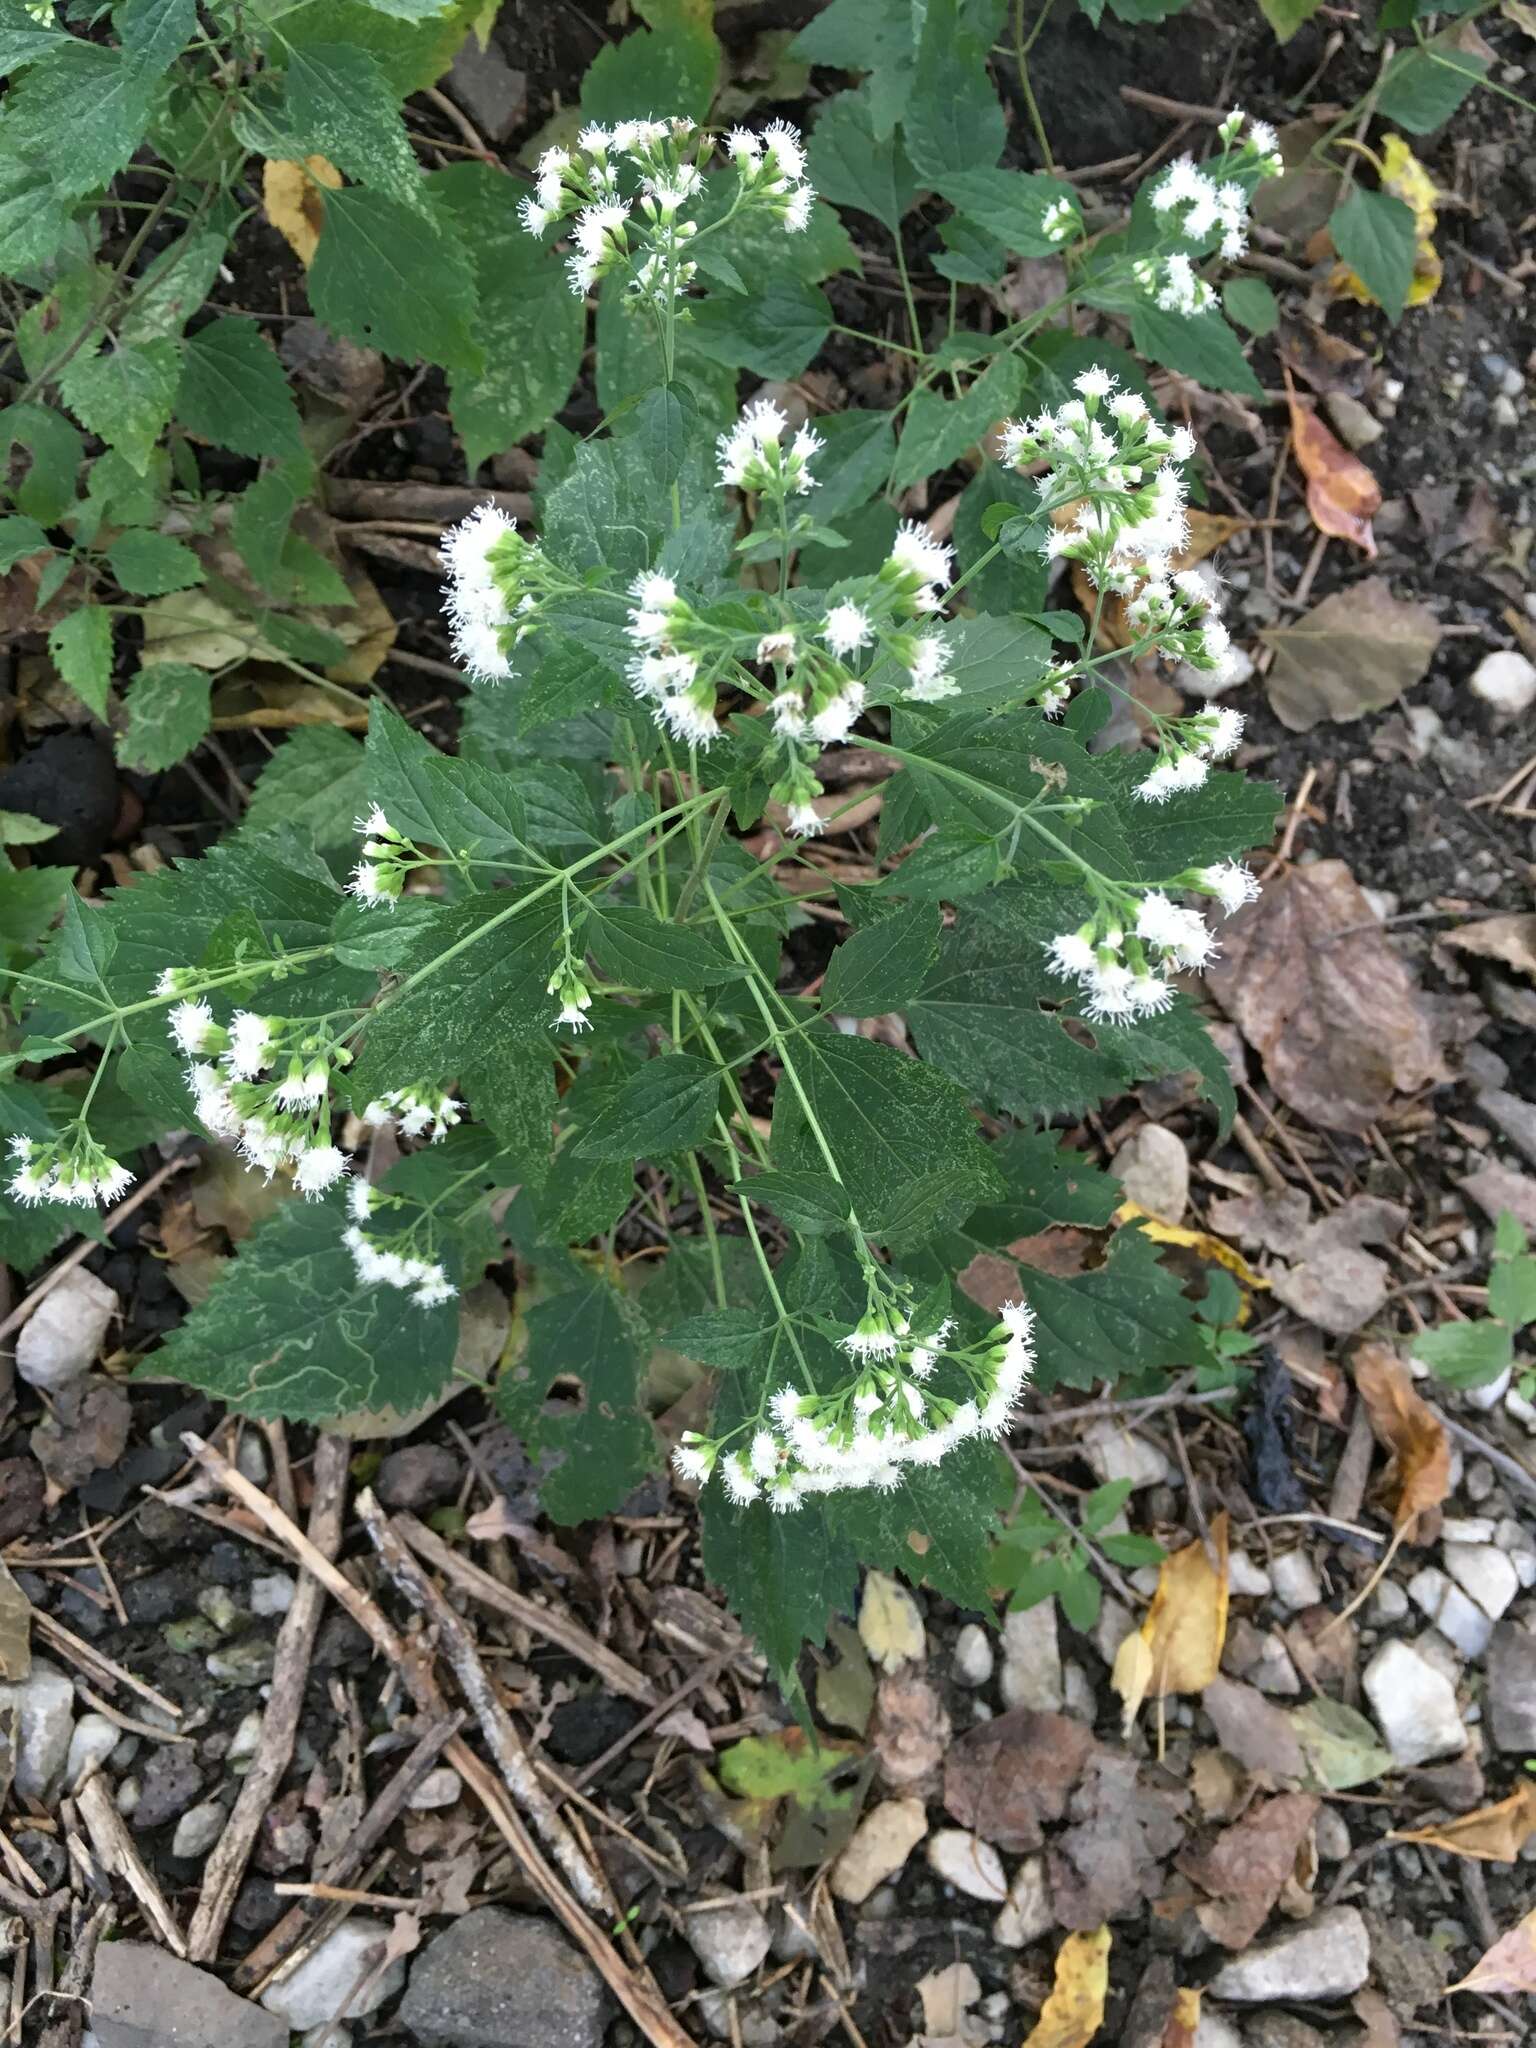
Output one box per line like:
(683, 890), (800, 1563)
(1012, 0), (1057, 171)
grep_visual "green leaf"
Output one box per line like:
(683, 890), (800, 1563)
(0, 809), (57, 846)
(496, 1268), (656, 1522)
(116, 662), (210, 772)
(935, 166), (1080, 256)
(1328, 187), (1417, 324)
(47, 606), (114, 718)
(0, 155), (74, 272)
(738, 1168), (852, 1234)
(0, 405), (83, 526)
(902, 2), (1004, 184)
(1376, 33), (1488, 133)
(278, 42), (424, 203)
(1058, 1562), (1101, 1632)
(283, 0), (485, 97)
(116, 1040), (198, 1127)
(585, 905), (744, 993)
(115, 0), (197, 76)
(239, 730), (369, 852)
(430, 163), (585, 472)
(1411, 1318), (1513, 1390)
(0, 0), (67, 70)
(2, 42), (154, 197)
(807, 83), (917, 232)
(890, 354), (1026, 490)
(579, 5), (720, 126)
(176, 318), (305, 458)
(574, 1054), (721, 1159)
(0, 516), (51, 576)
(1493, 1211), (1528, 1261)
(1081, 1478), (1135, 1534)
(700, 1483), (860, 1682)
(1489, 1252), (1536, 1329)
(691, 278), (834, 380)
(104, 530), (204, 597)
(58, 338), (182, 475)
(821, 903), (940, 1017)
(121, 228), (230, 345)
(1289, 1696), (1391, 1791)
(364, 700), (525, 855)
(0, 867), (71, 946)
(792, 0), (918, 135)
(1221, 276), (1280, 336)
(309, 186), (481, 370)
(1129, 305), (1261, 399)
(154, 1195), (459, 1421)
(769, 1030), (1001, 1248)
(664, 1305), (781, 1371)
(459, 1039), (556, 1189)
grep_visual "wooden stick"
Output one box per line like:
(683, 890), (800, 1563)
(183, 1436), (695, 2048)
(186, 1433), (349, 1961)
(390, 1510), (658, 1706)
(31, 1613), (180, 1721)
(74, 1777), (185, 1956)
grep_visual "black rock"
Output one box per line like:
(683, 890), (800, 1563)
(133, 1747), (204, 1830)
(545, 1693), (640, 1767)
(0, 733), (118, 867)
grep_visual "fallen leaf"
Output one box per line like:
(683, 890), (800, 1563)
(1390, 1782), (1536, 1862)
(1201, 1676), (1306, 1780)
(1114, 1514), (1229, 1731)
(817, 1615), (876, 1737)
(1112, 1202), (1268, 1290)
(1049, 1755), (1188, 1928)
(1022, 1927), (1111, 2048)
(1449, 1905), (1536, 1994)
(1158, 1989), (1202, 2048)
(1459, 1162), (1536, 1237)
(1208, 1186), (1313, 1257)
(1178, 1791), (1320, 1948)
(1333, 136), (1442, 311)
(1286, 374), (1382, 554)
(1442, 912), (1536, 982)
(1351, 1987), (1401, 2048)
(943, 1708), (1097, 1852)
(872, 1669), (950, 1789)
(1505, 0), (1536, 36)
(263, 155), (342, 268)
(1260, 577), (1441, 730)
(1352, 1341), (1451, 1539)
(31, 1380), (131, 1494)
(1279, 315), (1371, 397)
(1205, 860), (1445, 1134)
(715, 1727), (868, 1872)
(858, 1569), (926, 1672)
(1288, 1696), (1393, 1791)
(0, 1560), (31, 1682)
(1269, 1196), (1408, 1337)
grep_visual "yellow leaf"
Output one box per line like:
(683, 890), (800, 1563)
(263, 156), (341, 270)
(1391, 1782), (1536, 1863)
(857, 1569), (926, 1673)
(1112, 1201), (1268, 1293)
(1021, 1927), (1111, 2048)
(1160, 1989), (1202, 2048)
(1115, 1513), (1229, 1730)
(1332, 134), (1441, 311)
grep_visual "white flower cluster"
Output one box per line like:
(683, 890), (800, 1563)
(675, 1299), (1034, 1513)
(624, 569), (722, 748)
(547, 962), (594, 1033)
(717, 396), (821, 496)
(523, 118), (814, 306)
(348, 806), (413, 907)
(1134, 704), (1244, 802)
(360, 1087), (464, 1142)
(440, 503), (562, 688)
(168, 989), (350, 1197)
(1045, 858), (1260, 1022)
(7, 1132), (131, 1208)
(341, 1180), (456, 1310)
(1137, 110), (1283, 310)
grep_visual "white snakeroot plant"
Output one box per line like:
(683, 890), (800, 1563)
(1, 99), (1287, 1680)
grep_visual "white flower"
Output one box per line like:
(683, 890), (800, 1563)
(761, 119), (806, 182)
(889, 520), (954, 590)
(1249, 118), (1278, 155)
(787, 801), (824, 838)
(1135, 891), (1187, 950)
(720, 1454), (760, 1506)
(1046, 931), (1097, 979)
(1042, 196), (1077, 242)
(227, 1011), (274, 1080)
(726, 127), (761, 163)
(412, 1268), (457, 1309)
(659, 691), (720, 747)
(782, 185), (813, 232)
(169, 1000), (216, 1056)
(672, 1441), (712, 1484)
(630, 570), (677, 612)
(906, 633), (956, 701)
(821, 601), (873, 658)
(749, 1430), (780, 1480)
(519, 195), (552, 236)
(1168, 750), (1209, 792)
(810, 682), (865, 745)
(1135, 760), (1179, 803)
(348, 1178), (374, 1222)
(1128, 972), (1175, 1014)
(1202, 860), (1260, 916)
(757, 630), (796, 665)
(1075, 367), (1116, 401)
(295, 1146), (348, 1198)
(1202, 706), (1244, 759)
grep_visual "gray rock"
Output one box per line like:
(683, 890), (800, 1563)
(1408, 1566), (1493, 1658)
(1313, 1806), (1350, 1862)
(1476, 1088), (1536, 1172)
(65, 1711), (120, 1789)
(1083, 1417), (1171, 1493)
(1269, 1549), (1323, 1612)
(1363, 1640), (1465, 1765)
(0, 1663), (74, 1801)
(399, 1907), (608, 2048)
(685, 1896), (773, 1990)
(1442, 1540), (1520, 1621)
(951, 1622), (994, 1688)
(15, 1268), (116, 1391)
(133, 1746), (204, 1829)
(444, 39), (528, 144)
(259, 1918), (406, 2030)
(171, 1798), (227, 1859)
(405, 1766), (462, 1811)
(249, 1574), (295, 1617)
(1207, 1906), (1370, 2002)
(1243, 2017), (1328, 2048)
(377, 1443), (461, 1512)
(1112, 1122), (1189, 1222)
(999, 1600), (1064, 1711)
(1487, 1621), (1536, 1752)
(926, 1828), (1009, 1902)
(91, 1940), (286, 2048)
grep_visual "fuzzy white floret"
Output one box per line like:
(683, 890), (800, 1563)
(227, 1011), (274, 1080)
(1046, 931), (1097, 980)
(169, 1000), (216, 1056)
(295, 1145), (348, 1198)
(1203, 860), (1260, 916)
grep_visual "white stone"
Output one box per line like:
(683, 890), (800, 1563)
(300, 2029), (351, 2048)
(1063, 1659), (1096, 1720)
(1192, 2014), (1244, 2048)
(1413, 1628), (1463, 1689)
(1207, 1906), (1370, 2002)
(228, 1712), (263, 1767)
(951, 1623), (994, 1689)
(1270, 1549), (1323, 1612)
(404, 1766), (462, 1811)
(1083, 1418), (1171, 1493)
(1112, 1123), (1189, 1223)
(1471, 651), (1536, 718)
(259, 1921), (408, 2030)
(993, 1856), (1051, 1948)
(1092, 1593), (1136, 1667)
(999, 1601), (1063, 1711)
(1363, 1640), (1466, 1765)
(1465, 1366), (1512, 1412)
(1441, 1517), (1498, 1544)
(0, 1663), (75, 1801)
(1408, 1567), (1493, 1658)
(14, 1268), (117, 1391)
(1226, 1551), (1272, 1597)
(172, 1799), (227, 1860)
(65, 1713), (120, 1790)
(926, 1829), (1008, 1904)
(684, 1898), (773, 1990)
(249, 1574), (296, 1618)
(1443, 1541), (1521, 1622)
(1369, 1579), (1409, 1624)
(1507, 1387), (1536, 1434)
(830, 1798), (928, 1904)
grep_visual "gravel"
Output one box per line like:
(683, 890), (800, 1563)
(1362, 1640), (1466, 1765)
(1206, 1906), (1370, 2002)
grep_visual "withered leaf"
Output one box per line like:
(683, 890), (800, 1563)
(263, 156), (342, 269)
(1390, 1781), (1536, 1863)
(872, 1669), (950, 1789)
(1442, 912), (1536, 983)
(1260, 578), (1441, 732)
(1286, 383), (1381, 555)
(1352, 1341), (1451, 1540)
(1114, 1514), (1229, 1729)
(1021, 1927), (1111, 2048)
(1201, 1677), (1306, 1781)
(1158, 1989), (1202, 2048)
(0, 1560), (30, 1683)
(1177, 1791), (1319, 1949)
(1206, 861), (1445, 1135)
(1449, 1905), (1536, 1995)
(943, 1709), (1098, 1852)
(1048, 1754), (1188, 1930)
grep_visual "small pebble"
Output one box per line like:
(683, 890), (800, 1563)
(171, 1799), (227, 1860)
(1270, 1549), (1323, 1612)
(951, 1623), (994, 1688)
(197, 1587), (240, 1634)
(405, 1766), (462, 1811)
(927, 1829), (1008, 1903)
(250, 1574), (296, 1618)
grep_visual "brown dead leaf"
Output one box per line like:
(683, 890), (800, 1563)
(1278, 316), (1371, 398)
(1205, 861), (1445, 1134)
(1260, 577), (1441, 731)
(1022, 1927), (1111, 2048)
(1201, 1677), (1305, 1781)
(1352, 1341), (1450, 1540)
(943, 1708), (1098, 1852)
(1442, 912), (1536, 983)
(1390, 1781), (1536, 1862)
(1177, 1791), (1319, 1949)
(263, 155), (342, 267)
(1049, 1754), (1189, 1929)
(1449, 1905), (1536, 1995)
(1158, 1989), (1201, 2048)
(1286, 376), (1381, 554)
(1459, 1162), (1536, 1237)
(1114, 1514), (1229, 1730)
(1269, 1194), (1407, 1337)
(872, 1669), (950, 1790)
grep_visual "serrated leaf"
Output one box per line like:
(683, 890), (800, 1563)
(176, 317), (305, 458)
(902, 3), (1005, 183)
(153, 1195), (459, 1420)
(47, 606), (114, 718)
(278, 42), (424, 203)
(104, 530), (204, 597)
(115, 0), (197, 77)
(664, 1305), (780, 1371)
(891, 353), (1026, 490)
(1410, 1318), (1512, 1390)
(0, 154), (74, 273)
(738, 1168), (852, 1234)
(821, 903), (940, 1017)
(309, 185), (480, 369)
(807, 83), (917, 231)
(1328, 186), (1417, 324)
(579, 7), (719, 126)
(0, 404), (83, 525)
(792, 0), (917, 134)
(1376, 33), (1488, 132)
(58, 338), (182, 475)
(1222, 275), (1280, 336)
(1130, 303), (1261, 399)
(2, 42), (154, 197)
(585, 905), (744, 993)
(575, 1054), (721, 1160)
(116, 662), (210, 772)
(691, 278), (834, 380)
(935, 165), (1080, 256)
(365, 700), (525, 855)
(0, 516), (51, 575)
